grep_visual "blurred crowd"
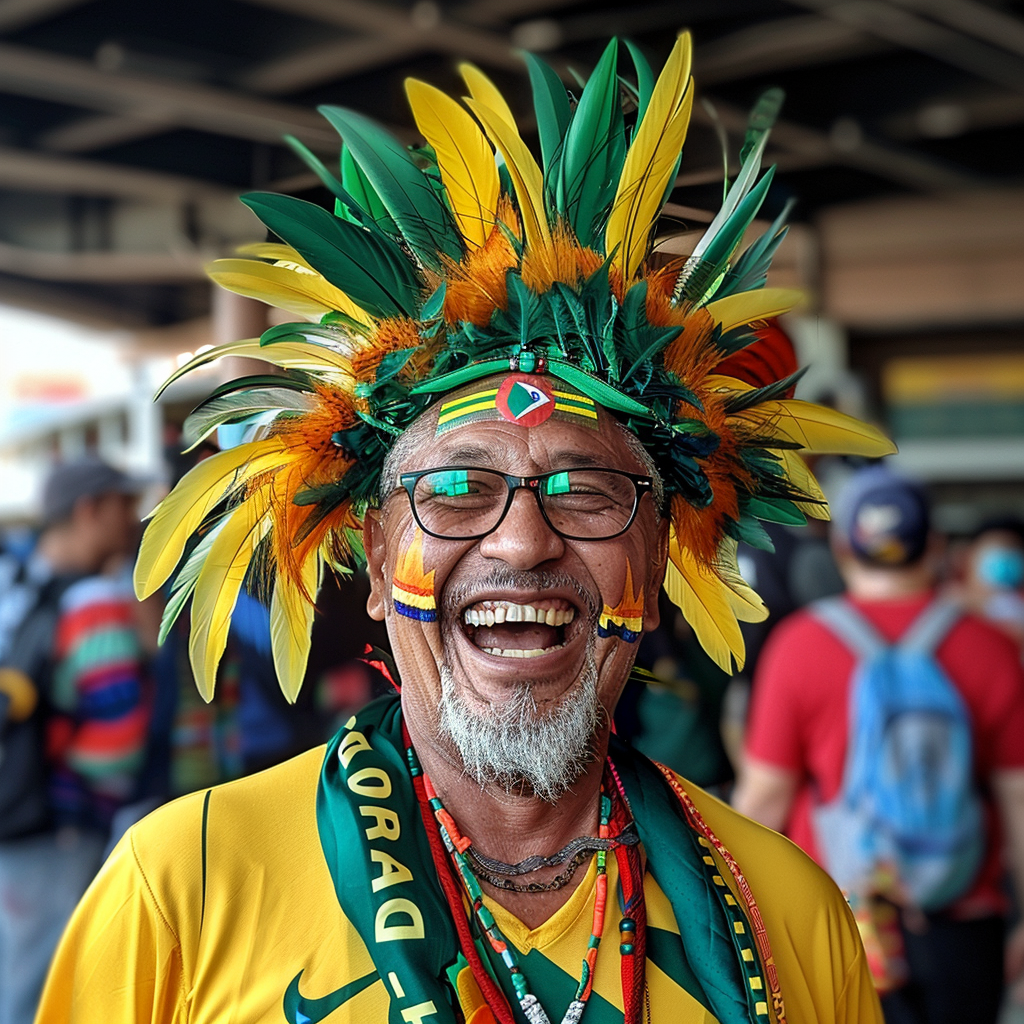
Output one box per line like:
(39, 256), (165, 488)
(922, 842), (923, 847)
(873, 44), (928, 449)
(0, 447), (392, 1024)
(2, 441), (1024, 1024)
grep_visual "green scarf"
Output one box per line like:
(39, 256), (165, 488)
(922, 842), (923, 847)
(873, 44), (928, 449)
(310, 694), (774, 1024)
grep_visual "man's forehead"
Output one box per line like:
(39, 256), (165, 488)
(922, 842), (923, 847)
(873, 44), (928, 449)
(433, 373), (599, 436)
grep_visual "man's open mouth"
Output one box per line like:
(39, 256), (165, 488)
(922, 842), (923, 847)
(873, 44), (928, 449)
(460, 599), (578, 659)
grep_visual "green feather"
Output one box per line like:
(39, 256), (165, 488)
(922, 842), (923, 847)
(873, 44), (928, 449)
(716, 198), (794, 299)
(556, 38), (626, 245)
(241, 192), (421, 319)
(745, 495), (806, 527)
(674, 166), (776, 305)
(183, 388), (314, 451)
(624, 39), (654, 125)
(340, 145), (396, 233)
(739, 87), (784, 168)
(284, 136), (382, 235)
(410, 359), (510, 394)
(524, 52), (571, 177)
(159, 520), (227, 646)
(318, 106), (461, 271)
(548, 360), (652, 416)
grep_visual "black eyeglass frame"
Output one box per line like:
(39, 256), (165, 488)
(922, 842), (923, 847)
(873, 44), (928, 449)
(396, 465), (655, 542)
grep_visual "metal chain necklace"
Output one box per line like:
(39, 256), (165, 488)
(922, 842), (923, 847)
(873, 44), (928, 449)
(466, 823), (640, 877)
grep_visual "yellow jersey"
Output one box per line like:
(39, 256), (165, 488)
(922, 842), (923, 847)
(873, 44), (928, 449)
(36, 745), (880, 1024)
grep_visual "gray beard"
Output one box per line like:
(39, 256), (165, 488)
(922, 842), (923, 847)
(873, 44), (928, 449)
(437, 644), (601, 803)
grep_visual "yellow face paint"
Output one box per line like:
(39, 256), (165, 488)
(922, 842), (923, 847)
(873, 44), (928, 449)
(598, 560), (644, 643)
(391, 531), (436, 622)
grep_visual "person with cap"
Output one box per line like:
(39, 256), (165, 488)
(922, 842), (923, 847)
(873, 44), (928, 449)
(736, 466), (1024, 1023)
(0, 455), (150, 1024)
(38, 37), (894, 1024)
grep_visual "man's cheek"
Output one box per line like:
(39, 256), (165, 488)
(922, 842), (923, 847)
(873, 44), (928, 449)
(391, 529), (437, 623)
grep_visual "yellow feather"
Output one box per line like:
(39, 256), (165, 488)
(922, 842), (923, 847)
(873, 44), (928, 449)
(703, 288), (805, 333)
(207, 258), (372, 325)
(235, 242), (313, 266)
(779, 448), (831, 520)
(769, 399), (898, 457)
(607, 32), (693, 281)
(459, 62), (516, 129)
(664, 533), (746, 673)
(405, 78), (499, 251)
(270, 555), (320, 703)
(717, 537), (769, 623)
(156, 337), (355, 400)
(134, 439), (286, 601)
(189, 489), (270, 702)
(464, 98), (552, 252)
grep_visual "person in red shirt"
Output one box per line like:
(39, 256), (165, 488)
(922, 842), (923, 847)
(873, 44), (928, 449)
(735, 467), (1024, 1024)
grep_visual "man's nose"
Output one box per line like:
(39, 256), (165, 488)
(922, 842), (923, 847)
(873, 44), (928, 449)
(477, 486), (564, 568)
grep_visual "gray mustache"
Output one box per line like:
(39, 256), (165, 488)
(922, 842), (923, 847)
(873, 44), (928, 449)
(442, 568), (598, 621)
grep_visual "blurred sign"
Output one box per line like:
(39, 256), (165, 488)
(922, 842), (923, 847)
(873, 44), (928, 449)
(884, 353), (1024, 438)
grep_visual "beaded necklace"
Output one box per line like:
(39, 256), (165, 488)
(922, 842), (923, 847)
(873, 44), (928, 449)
(410, 747), (610, 1024)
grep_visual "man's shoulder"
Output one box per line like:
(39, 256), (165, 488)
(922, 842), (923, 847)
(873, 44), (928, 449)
(681, 777), (846, 909)
(129, 744), (328, 893)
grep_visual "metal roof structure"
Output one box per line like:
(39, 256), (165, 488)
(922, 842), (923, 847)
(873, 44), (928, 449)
(0, 0), (1022, 328)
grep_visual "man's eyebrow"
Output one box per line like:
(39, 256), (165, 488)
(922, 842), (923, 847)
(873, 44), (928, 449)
(432, 443), (498, 465)
(548, 452), (605, 469)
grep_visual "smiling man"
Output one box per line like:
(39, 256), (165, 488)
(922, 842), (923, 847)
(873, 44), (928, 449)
(39, 36), (891, 1024)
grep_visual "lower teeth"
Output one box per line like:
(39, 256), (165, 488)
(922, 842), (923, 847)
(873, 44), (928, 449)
(481, 644), (564, 659)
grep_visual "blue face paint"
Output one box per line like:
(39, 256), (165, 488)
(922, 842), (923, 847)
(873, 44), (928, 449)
(978, 546), (1024, 590)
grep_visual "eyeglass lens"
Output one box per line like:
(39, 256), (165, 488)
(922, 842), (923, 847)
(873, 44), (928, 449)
(410, 468), (639, 540)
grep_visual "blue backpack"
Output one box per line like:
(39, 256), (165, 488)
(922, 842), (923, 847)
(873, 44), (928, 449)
(810, 597), (984, 911)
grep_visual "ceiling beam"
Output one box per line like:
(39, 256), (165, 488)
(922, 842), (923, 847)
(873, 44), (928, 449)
(0, 0), (93, 32)
(882, 90), (1024, 141)
(0, 43), (338, 148)
(0, 146), (235, 201)
(0, 240), (207, 283)
(691, 98), (981, 192)
(783, 0), (1024, 94)
(886, 0), (1024, 61)
(39, 111), (184, 154)
(238, 34), (420, 94)
(238, 0), (521, 71)
(456, 0), (590, 27)
(696, 14), (888, 84)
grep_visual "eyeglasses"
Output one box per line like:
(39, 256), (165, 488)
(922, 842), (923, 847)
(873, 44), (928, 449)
(397, 466), (654, 542)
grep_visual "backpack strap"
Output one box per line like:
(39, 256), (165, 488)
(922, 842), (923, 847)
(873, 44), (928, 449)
(809, 596), (887, 660)
(898, 598), (963, 656)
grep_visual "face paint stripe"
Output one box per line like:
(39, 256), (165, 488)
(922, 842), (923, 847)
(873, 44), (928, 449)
(553, 402), (599, 419)
(550, 389), (596, 406)
(392, 531), (436, 622)
(598, 559), (644, 644)
(436, 398), (498, 424)
(437, 389), (500, 415)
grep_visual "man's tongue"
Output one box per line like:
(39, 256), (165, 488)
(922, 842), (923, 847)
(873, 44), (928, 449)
(473, 622), (559, 651)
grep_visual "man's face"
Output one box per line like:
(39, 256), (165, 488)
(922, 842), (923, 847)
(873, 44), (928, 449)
(365, 374), (667, 793)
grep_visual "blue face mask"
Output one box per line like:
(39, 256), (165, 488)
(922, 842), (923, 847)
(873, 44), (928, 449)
(978, 546), (1024, 590)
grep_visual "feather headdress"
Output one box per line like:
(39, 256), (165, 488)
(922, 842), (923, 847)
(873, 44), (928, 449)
(136, 33), (895, 699)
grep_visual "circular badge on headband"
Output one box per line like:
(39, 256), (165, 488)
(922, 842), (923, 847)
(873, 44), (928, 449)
(496, 374), (554, 427)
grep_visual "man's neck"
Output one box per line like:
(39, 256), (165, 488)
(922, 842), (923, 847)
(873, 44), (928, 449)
(405, 709), (609, 929)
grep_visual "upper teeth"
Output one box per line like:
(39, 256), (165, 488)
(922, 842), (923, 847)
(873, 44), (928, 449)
(462, 602), (575, 627)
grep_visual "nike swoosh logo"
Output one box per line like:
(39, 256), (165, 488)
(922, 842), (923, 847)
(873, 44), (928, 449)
(283, 968), (380, 1024)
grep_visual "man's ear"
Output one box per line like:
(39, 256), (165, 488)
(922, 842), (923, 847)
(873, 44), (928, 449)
(643, 517), (670, 633)
(364, 511), (388, 622)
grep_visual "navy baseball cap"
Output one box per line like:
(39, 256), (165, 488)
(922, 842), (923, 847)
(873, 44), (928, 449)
(832, 466), (930, 567)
